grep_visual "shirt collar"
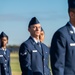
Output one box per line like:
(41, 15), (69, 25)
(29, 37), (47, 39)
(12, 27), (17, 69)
(1, 47), (7, 51)
(69, 22), (75, 33)
(31, 36), (40, 43)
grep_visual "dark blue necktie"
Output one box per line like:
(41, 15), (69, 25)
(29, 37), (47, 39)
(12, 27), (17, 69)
(37, 42), (41, 48)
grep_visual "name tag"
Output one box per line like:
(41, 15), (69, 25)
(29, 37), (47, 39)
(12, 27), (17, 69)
(0, 55), (3, 57)
(32, 50), (37, 52)
(70, 43), (75, 46)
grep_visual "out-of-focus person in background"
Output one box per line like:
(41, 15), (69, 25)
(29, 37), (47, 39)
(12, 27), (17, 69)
(39, 27), (45, 42)
(50, 0), (75, 75)
(0, 32), (12, 75)
(19, 17), (51, 75)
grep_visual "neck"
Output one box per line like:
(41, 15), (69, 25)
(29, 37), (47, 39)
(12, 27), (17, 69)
(35, 37), (39, 40)
(70, 20), (75, 27)
(31, 35), (39, 41)
(1, 46), (6, 50)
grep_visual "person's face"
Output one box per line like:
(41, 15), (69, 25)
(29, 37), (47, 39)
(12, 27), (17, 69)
(69, 9), (75, 24)
(28, 24), (41, 37)
(39, 31), (45, 42)
(1, 37), (8, 47)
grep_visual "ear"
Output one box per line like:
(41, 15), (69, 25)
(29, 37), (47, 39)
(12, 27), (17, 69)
(70, 11), (75, 18)
(28, 28), (30, 32)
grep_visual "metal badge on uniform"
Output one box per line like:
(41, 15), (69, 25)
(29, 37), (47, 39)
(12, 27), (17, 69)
(32, 50), (37, 52)
(70, 31), (74, 34)
(0, 55), (3, 57)
(70, 43), (75, 46)
(20, 52), (28, 56)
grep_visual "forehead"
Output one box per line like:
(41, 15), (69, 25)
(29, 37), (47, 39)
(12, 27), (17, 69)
(1, 37), (8, 40)
(70, 8), (75, 12)
(31, 24), (41, 27)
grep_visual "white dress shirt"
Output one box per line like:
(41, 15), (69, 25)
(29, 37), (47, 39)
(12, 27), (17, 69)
(69, 22), (75, 33)
(31, 36), (40, 43)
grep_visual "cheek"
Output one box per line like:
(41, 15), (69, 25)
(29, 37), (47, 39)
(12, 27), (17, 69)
(42, 36), (45, 39)
(4, 41), (8, 44)
(32, 28), (36, 31)
(40, 35), (43, 38)
(30, 29), (35, 33)
(42, 36), (44, 39)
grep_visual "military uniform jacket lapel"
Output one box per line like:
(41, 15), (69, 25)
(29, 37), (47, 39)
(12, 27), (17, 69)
(30, 37), (43, 56)
(66, 23), (75, 42)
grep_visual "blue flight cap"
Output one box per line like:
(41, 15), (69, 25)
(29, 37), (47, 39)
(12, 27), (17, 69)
(41, 27), (45, 33)
(41, 27), (44, 31)
(28, 17), (40, 28)
(68, 0), (75, 8)
(0, 32), (8, 39)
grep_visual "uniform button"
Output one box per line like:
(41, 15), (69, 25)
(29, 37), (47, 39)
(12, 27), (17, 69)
(46, 52), (47, 53)
(43, 58), (45, 60)
(4, 68), (6, 70)
(44, 66), (45, 67)
(5, 64), (7, 66)
(5, 60), (7, 62)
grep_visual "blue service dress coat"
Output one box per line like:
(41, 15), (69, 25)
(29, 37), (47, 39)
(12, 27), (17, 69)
(50, 22), (75, 75)
(19, 36), (51, 75)
(0, 48), (11, 75)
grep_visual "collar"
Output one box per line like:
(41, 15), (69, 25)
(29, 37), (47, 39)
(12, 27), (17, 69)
(1, 47), (7, 51)
(69, 22), (75, 33)
(31, 36), (40, 43)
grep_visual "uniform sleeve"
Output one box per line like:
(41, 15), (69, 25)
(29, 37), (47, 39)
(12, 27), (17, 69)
(0, 64), (1, 75)
(19, 43), (33, 75)
(50, 31), (66, 75)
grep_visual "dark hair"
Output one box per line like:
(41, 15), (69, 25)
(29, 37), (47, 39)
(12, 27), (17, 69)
(68, 8), (75, 13)
(68, 8), (70, 13)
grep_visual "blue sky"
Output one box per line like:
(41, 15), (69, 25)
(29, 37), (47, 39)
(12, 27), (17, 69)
(0, 0), (69, 46)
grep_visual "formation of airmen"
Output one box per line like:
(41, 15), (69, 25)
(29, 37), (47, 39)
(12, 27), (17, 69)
(0, 0), (75, 75)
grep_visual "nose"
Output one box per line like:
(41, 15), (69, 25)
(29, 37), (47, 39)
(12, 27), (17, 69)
(36, 27), (39, 31)
(36, 27), (40, 31)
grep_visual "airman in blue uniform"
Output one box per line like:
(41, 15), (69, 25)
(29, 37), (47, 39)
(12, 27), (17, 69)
(0, 32), (11, 75)
(19, 17), (51, 75)
(50, 0), (75, 75)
